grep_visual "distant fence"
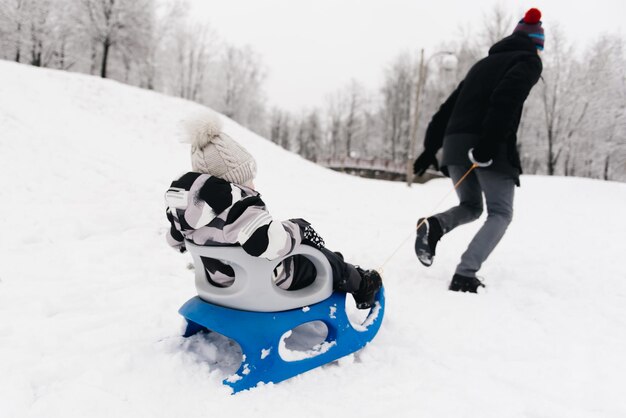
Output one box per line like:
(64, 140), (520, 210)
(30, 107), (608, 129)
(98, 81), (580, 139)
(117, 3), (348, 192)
(316, 157), (441, 183)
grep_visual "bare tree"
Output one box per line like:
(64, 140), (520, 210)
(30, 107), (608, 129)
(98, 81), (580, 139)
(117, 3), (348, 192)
(48, 1), (84, 71)
(178, 25), (214, 101)
(278, 112), (294, 151)
(0, 0), (28, 61)
(214, 45), (266, 126)
(323, 80), (368, 158)
(77, 0), (154, 78)
(381, 53), (416, 161)
(1, 0), (82, 69)
(268, 108), (295, 151)
(571, 35), (626, 180)
(325, 92), (343, 158)
(342, 80), (367, 158)
(480, 3), (514, 47)
(269, 108), (284, 145)
(538, 26), (589, 175)
(26, 0), (75, 68)
(298, 109), (322, 162)
(150, 0), (218, 100)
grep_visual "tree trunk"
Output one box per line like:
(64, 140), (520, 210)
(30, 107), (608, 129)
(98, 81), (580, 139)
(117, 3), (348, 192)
(15, 22), (22, 62)
(345, 122), (352, 157)
(59, 37), (66, 69)
(100, 41), (110, 78)
(547, 130), (555, 176)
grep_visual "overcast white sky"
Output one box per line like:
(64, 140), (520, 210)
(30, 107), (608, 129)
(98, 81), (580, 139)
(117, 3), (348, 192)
(188, 0), (625, 111)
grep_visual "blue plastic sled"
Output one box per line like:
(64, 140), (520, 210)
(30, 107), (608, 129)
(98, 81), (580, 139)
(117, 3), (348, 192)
(178, 242), (385, 393)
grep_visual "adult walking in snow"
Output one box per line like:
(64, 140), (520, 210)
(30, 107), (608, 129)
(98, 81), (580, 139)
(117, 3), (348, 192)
(412, 8), (544, 293)
(165, 112), (382, 308)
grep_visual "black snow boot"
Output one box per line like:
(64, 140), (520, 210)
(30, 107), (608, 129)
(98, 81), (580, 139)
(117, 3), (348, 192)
(353, 268), (383, 309)
(448, 274), (486, 293)
(414, 217), (443, 267)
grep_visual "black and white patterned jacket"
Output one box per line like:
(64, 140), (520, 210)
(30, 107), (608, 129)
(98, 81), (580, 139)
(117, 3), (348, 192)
(165, 172), (306, 289)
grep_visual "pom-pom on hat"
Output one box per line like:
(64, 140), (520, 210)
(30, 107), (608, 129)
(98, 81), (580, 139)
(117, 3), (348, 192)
(181, 111), (257, 185)
(513, 8), (545, 50)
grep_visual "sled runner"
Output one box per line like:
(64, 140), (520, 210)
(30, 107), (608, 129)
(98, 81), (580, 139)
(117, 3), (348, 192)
(178, 242), (385, 393)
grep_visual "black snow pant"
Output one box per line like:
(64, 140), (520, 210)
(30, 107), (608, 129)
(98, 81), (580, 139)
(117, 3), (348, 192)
(288, 247), (362, 293)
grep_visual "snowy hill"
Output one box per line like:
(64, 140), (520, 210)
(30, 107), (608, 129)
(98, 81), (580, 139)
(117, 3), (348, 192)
(1, 60), (625, 418)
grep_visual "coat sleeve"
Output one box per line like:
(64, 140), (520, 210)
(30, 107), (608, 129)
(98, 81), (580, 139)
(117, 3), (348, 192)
(222, 196), (304, 260)
(165, 208), (186, 251)
(480, 56), (542, 156)
(423, 81), (464, 153)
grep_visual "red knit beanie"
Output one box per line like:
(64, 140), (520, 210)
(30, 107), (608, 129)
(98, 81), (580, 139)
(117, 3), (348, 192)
(513, 8), (545, 50)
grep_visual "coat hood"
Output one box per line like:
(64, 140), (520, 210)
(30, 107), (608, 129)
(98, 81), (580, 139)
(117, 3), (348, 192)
(489, 33), (538, 55)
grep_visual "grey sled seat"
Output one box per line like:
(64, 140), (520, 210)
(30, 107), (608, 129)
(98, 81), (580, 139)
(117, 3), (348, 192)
(185, 241), (334, 312)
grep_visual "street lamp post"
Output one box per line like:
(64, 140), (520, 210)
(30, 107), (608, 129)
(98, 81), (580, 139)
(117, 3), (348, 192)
(405, 50), (457, 187)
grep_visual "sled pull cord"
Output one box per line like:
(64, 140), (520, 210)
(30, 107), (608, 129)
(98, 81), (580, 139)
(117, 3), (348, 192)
(378, 163), (478, 273)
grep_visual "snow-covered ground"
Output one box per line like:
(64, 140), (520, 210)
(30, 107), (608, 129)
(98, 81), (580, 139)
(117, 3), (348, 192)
(1, 60), (625, 418)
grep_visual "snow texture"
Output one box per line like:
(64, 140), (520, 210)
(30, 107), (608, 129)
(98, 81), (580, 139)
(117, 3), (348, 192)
(1, 61), (626, 417)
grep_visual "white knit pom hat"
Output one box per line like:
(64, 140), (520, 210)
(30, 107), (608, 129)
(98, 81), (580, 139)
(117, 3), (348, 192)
(182, 112), (257, 185)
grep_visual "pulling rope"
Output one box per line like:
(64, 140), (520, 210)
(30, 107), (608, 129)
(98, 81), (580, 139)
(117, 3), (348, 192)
(377, 163), (478, 273)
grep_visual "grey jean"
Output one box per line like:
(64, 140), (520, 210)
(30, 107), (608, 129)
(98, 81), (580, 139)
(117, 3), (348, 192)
(433, 165), (516, 277)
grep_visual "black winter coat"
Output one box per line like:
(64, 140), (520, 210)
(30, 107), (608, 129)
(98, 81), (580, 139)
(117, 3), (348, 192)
(424, 33), (543, 183)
